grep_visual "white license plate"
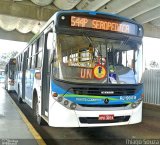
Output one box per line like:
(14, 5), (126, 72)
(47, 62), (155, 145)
(98, 114), (114, 120)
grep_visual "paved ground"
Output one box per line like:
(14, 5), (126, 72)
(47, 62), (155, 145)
(8, 88), (160, 145)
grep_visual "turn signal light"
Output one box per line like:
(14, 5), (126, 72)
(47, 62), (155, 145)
(141, 94), (144, 99)
(52, 92), (58, 97)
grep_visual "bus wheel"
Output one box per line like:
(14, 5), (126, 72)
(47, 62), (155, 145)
(18, 86), (23, 104)
(33, 97), (46, 125)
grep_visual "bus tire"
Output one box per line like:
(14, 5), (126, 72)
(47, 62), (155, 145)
(18, 86), (23, 104)
(33, 96), (46, 125)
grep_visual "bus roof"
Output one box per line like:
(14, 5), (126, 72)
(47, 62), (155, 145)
(56, 10), (140, 25)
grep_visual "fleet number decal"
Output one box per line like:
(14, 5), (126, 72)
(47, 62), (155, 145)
(120, 96), (137, 100)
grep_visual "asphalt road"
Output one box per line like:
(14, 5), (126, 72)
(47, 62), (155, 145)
(9, 91), (160, 145)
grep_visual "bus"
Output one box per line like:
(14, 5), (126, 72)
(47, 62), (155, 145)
(14, 10), (144, 127)
(5, 58), (16, 92)
(0, 69), (5, 83)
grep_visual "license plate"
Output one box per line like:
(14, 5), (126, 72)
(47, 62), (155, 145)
(98, 114), (114, 120)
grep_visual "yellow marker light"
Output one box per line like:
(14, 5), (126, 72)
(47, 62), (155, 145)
(141, 94), (144, 99)
(52, 92), (58, 97)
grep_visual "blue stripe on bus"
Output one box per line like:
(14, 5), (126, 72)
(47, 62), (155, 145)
(64, 90), (142, 105)
(51, 80), (71, 94)
(51, 81), (143, 105)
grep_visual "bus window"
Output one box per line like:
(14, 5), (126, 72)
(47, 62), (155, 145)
(18, 56), (21, 71)
(27, 58), (31, 69)
(27, 48), (30, 69)
(35, 39), (39, 68)
(31, 43), (37, 68)
(20, 54), (23, 71)
(27, 46), (33, 69)
(9, 69), (14, 79)
(115, 50), (134, 68)
(19, 55), (21, 71)
(37, 52), (42, 68)
(29, 45), (33, 69)
(17, 57), (19, 71)
(29, 45), (33, 57)
(36, 36), (44, 68)
(39, 35), (44, 52)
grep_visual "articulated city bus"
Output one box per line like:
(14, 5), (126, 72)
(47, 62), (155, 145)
(5, 58), (16, 91)
(14, 10), (144, 127)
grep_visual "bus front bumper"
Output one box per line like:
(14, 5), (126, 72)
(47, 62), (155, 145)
(48, 102), (142, 127)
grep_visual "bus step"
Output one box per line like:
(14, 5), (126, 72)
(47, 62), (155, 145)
(42, 115), (49, 123)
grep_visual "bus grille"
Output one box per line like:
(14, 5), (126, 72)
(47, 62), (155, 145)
(71, 87), (136, 96)
(79, 116), (130, 124)
(79, 104), (129, 107)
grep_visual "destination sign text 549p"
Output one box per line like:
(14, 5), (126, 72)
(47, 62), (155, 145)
(71, 16), (136, 35)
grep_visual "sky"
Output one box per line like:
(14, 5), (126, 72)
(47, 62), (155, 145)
(143, 37), (160, 61)
(0, 39), (26, 54)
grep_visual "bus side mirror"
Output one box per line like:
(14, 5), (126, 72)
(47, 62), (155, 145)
(35, 72), (41, 80)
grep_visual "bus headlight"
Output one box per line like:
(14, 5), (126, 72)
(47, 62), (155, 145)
(70, 103), (77, 110)
(131, 103), (137, 108)
(57, 97), (63, 102)
(64, 100), (69, 106)
(131, 98), (143, 108)
(56, 96), (77, 110)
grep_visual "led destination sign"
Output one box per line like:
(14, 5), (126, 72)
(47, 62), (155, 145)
(71, 16), (137, 35)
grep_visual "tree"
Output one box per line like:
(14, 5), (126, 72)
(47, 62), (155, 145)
(149, 60), (159, 68)
(0, 51), (18, 69)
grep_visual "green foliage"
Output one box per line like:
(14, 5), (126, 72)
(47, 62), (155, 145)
(150, 60), (159, 68)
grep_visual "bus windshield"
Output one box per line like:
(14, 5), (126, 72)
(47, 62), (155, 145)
(9, 65), (15, 79)
(53, 34), (142, 84)
(5, 62), (16, 80)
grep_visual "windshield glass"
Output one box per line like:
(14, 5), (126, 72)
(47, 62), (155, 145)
(53, 34), (142, 84)
(9, 65), (15, 79)
(5, 64), (15, 79)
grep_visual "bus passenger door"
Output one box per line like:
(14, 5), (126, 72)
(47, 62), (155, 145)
(41, 29), (53, 119)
